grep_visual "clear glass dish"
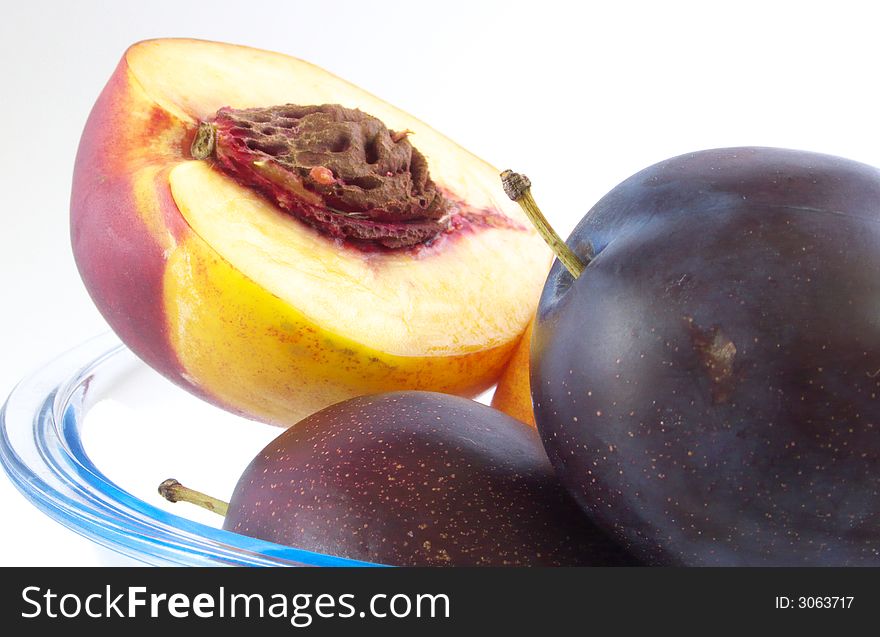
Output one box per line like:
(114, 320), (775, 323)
(0, 333), (377, 567)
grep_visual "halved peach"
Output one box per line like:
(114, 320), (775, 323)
(71, 39), (551, 425)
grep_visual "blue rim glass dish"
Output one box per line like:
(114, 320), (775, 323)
(0, 333), (377, 567)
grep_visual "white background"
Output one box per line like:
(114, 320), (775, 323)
(2, 0), (880, 566)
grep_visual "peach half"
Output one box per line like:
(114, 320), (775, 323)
(71, 39), (551, 425)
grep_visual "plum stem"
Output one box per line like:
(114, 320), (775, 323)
(158, 478), (229, 517)
(500, 170), (586, 278)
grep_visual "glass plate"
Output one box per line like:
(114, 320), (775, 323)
(0, 332), (377, 567)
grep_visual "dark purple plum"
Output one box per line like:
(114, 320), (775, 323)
(532, 147), (880, 566)
(224, 391), (635, 566)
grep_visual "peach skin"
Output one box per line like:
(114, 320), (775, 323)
(491, 318), (537, 427)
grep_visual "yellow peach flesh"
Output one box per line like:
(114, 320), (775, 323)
(169, 162), (543, 356)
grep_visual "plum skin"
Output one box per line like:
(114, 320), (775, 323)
(533, 147), (880, 566)
(223, 391), (636, 566)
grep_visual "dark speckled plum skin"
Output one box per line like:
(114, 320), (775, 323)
(225, 391), (635, 566)
(533, 147), (880, 566)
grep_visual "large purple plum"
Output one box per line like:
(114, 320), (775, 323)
(533, 147), (880, 565)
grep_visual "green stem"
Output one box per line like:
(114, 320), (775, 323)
(500, 170), (587, 278)
(158, 478), (229, 517)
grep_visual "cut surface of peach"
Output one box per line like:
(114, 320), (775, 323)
(169, 162), (538, 355)
(71, 39), (551, 424)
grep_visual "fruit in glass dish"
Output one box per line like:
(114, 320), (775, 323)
(504, 148), (880, 565)
(70, 39), (550, 425)
(160, 391), (636, 566)
(491, 318), (536, 427)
